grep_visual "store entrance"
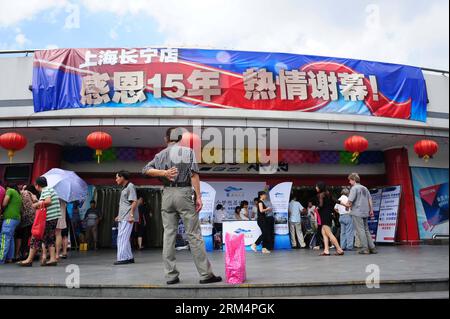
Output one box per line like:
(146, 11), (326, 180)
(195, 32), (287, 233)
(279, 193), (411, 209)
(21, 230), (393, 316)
(291, 186), (345, 208)
(95, 186), (163, 249)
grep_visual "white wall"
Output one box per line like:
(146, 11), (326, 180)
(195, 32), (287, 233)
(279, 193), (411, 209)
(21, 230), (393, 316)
(0, 57), (33, 100)
(0, 143), (34, 164)
(424, 72), (449, 114)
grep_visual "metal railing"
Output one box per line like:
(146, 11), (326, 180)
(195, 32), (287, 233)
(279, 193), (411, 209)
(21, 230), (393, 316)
(0, 49), (448, 75)
(432, 234), (449, 240)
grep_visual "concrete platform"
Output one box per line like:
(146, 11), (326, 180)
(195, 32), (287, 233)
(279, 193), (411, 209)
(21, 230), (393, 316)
(0, 245), (448, 298)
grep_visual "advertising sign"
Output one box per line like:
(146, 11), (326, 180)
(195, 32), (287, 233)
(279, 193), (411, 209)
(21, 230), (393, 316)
(33, 48), (427, 122)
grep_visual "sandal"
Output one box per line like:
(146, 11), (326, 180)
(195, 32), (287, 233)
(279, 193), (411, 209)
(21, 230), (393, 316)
(17, 261), (33, 267)
(44, 261), (58, 266)
(319, 252), (330, 256)
(335, 251), (345, 256)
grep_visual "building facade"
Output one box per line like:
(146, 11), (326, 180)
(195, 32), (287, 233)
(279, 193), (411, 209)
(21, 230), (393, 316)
(0, 49), (448, 245)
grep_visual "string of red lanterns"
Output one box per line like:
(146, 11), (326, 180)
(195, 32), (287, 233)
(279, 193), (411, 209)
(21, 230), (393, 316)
(0, 131), (437, 167)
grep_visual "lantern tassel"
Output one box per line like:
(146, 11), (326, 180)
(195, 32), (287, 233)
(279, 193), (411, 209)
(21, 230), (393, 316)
(423, 154), (430, 162)
(7, 150), (14, 163)
(351, 152), (359, 162)
(96, 150), (103, 164)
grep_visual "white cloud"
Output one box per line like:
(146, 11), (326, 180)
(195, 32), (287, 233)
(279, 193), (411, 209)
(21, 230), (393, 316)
(45, 44), (59, 49)
(109, 29), (118, 40)
(1, 0), (448, 69)
(80, 0), (449, 70)
(14, 28), (30, 47)
(0, 0), (68, 27)
(15, 33), (27, 46)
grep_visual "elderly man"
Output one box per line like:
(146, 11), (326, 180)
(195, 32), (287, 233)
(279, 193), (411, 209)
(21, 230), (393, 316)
(345, 173), (377, 255)
(142, 128), (222, 285)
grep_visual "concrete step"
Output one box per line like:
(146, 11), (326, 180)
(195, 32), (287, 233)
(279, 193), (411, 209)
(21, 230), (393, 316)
(1, 278), (448, 298)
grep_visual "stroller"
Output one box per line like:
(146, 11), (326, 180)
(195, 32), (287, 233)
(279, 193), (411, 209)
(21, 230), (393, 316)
(301, 215), (315, 248)
(214, 230), (223, 250)
(302, 212), (323, 250)
(175, 220), (190, 251)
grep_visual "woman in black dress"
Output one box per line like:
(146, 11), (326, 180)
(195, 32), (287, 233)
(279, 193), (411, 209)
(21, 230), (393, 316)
(316, 182), (344, 256)
(251, 191), (274, 254)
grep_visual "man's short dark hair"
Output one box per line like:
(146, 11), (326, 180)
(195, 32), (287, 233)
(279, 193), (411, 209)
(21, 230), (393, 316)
(90, 200), (96, 204)
(35, 176), (48, 187)
(241, 200), (249, 207)
(166, 127), (183, 143)
(116, 170), (130, 180)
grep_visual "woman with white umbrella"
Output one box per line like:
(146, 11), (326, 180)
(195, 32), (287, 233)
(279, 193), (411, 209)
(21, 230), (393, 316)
(42, 168), (88, 256)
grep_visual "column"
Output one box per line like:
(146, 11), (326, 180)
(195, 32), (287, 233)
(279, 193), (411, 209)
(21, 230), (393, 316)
(384, 147), (420, 244)
(31, 143), (63, 183)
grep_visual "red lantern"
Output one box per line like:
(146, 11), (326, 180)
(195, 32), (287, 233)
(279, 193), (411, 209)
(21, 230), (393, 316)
(180, 132), (201, 149)
(344, 135), (369, 162)
(414, 139), (438, 162)
(180, 132), (201, 162)
(0, 132), (27, 163)
(86, 132), (113, 163)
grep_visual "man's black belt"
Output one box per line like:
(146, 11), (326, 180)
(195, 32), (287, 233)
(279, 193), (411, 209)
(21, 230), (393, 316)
(165, 182), (192, 187)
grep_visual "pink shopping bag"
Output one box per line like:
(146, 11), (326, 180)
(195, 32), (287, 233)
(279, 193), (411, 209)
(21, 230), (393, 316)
(225, 232), (246, 284)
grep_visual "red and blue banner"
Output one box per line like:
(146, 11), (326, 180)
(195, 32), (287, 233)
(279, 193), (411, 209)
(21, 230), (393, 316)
(32, 48), (428, 121)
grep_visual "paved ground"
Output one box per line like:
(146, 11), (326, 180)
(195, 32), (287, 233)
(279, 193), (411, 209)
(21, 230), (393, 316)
(0, 245), (448, 287)
(1, 291), (448, 299)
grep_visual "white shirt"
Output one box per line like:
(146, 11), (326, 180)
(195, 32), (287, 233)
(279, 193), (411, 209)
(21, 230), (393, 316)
(288, 200), (303, 223)
(214, 209), (225, 224)
(338, 195), (349, 205)
(240, 208), (250, 221)
(251, 206), (258, 220)
(334, 203), (349, 215)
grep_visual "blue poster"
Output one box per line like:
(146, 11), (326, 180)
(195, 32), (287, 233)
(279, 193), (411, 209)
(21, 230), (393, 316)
(369, 188), (382, 241)
(411, 167), (449, 239)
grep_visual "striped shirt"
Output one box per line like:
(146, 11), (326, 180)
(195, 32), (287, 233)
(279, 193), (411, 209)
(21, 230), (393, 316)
(142, 143), (199, 184)
(40, 187), (62, 221)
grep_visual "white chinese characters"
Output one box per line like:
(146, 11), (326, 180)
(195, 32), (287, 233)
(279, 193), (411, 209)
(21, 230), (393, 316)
(79, 48), (179, 68)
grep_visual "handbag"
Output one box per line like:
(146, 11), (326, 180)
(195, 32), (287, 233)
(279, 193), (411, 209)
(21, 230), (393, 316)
(225, 233), (246, 284)
(315, 207), (322, 226)
(31, 202), (47, 240)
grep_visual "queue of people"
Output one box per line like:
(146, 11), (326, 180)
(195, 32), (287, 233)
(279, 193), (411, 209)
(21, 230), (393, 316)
(1, 126), (377, 285)
(208, 172), (377, 258)
(284, 173), (377, 256)
(0, 177), (106, 266)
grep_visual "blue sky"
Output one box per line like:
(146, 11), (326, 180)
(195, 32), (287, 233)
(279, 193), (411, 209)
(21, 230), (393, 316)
(0, 0), (448, 70)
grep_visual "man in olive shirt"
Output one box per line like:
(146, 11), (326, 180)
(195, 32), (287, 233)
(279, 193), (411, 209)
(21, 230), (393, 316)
(142, 128), (222, 285)
(0, 184), (22, 264)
